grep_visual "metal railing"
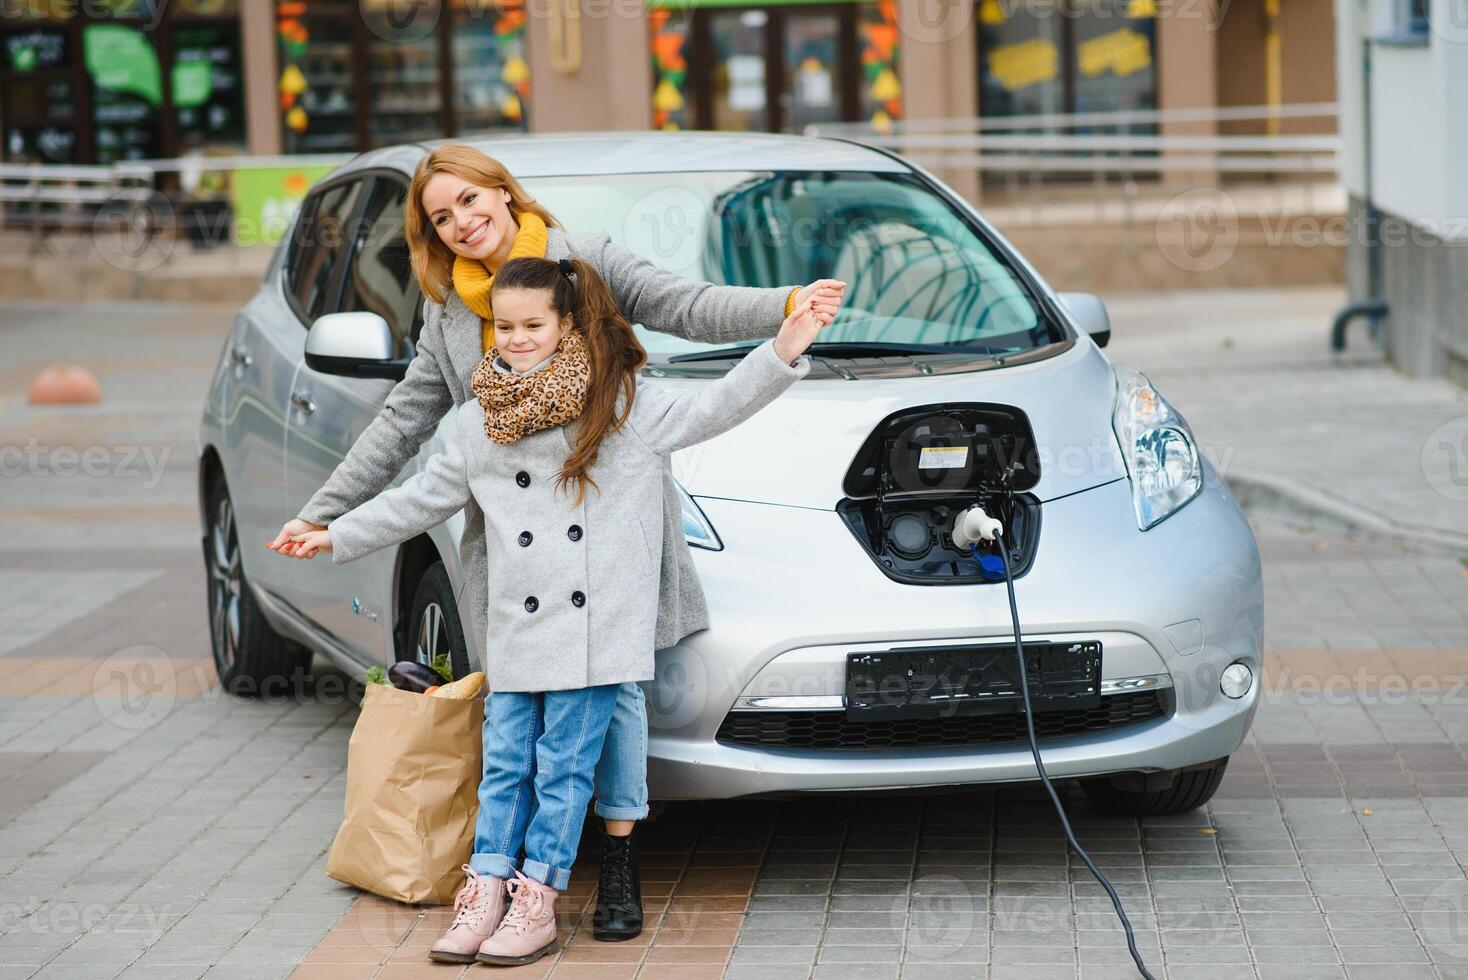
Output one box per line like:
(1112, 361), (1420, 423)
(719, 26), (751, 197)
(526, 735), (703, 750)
(0, 153), (353, 255)
(807, 102), (1340, 196)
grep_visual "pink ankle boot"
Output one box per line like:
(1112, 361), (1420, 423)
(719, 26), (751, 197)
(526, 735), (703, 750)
(476, 869), (560, 966)
(427, 866), (508, 963)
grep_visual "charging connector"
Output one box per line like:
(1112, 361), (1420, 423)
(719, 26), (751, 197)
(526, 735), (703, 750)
(952, 504), (1004, 550)
(981, 532), (1158, 980)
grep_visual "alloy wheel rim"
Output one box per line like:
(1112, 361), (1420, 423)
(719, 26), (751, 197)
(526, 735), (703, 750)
(415, 602), (448, 668)
(208, 495), (241, 673)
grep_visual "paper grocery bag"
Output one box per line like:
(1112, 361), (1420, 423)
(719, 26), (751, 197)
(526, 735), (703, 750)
(326, 683), (484, 905)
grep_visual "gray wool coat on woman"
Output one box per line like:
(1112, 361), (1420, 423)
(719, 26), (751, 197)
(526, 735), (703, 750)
(297, 227), (795, 656)
(327, 340), (810, 692)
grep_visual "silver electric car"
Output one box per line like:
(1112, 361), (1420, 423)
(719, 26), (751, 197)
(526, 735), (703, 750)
(197, 132), (1262, 815)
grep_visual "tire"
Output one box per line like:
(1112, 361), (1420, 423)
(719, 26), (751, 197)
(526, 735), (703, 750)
(205, 475), (309, 696)
(405, 561), (472, 681)
(1080, 757), (1229, 817)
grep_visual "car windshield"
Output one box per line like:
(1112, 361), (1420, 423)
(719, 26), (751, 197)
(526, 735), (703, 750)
(522, 170), (1063, 362)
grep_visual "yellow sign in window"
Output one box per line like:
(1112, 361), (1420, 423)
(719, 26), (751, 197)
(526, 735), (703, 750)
(1077, 28), (1152, 79)
(989, 38), (1058, 92)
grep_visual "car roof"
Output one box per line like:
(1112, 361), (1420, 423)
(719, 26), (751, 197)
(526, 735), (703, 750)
(337, 131), (913, 180)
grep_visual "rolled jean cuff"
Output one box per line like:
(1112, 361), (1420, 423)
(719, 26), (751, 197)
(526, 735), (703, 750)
(593, 801), (649, 821)
(469, 852), (519, 880)
(520, 859), (572, 891)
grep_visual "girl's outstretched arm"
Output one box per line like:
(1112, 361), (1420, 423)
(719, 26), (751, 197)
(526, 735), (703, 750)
(296, 416), (472, 565)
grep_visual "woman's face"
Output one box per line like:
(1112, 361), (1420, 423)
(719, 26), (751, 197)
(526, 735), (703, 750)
(491, 288), (571, 373)
(422, 172), (518, 264)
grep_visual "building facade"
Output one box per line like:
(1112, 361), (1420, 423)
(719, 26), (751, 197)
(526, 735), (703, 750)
(2, 0), (1336, 163)
(1335, 0), (1468, 382)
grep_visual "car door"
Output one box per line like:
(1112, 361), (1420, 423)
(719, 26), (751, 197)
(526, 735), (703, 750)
(284, 174), (421, 665)
(227, 179), (357, 599)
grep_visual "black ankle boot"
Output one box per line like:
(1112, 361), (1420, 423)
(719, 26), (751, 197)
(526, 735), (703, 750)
(592, 827), (643, 941)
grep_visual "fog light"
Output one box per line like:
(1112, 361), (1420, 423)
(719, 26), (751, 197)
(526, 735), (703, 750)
(1220, 662), (1253, 699)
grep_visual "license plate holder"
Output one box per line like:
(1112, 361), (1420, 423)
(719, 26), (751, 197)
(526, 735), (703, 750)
(845, 641), (1102, 721)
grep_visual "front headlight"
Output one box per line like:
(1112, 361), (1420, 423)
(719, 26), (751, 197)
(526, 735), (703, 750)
(1111, 364), (1203, 529)
(677, 481), (722, 551)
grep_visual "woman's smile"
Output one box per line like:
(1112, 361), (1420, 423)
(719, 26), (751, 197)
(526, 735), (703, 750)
(460, 218), (490, 246)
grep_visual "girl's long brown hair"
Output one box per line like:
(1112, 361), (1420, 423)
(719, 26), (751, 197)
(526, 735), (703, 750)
(404, 143), (561, 304)
(491, 256), (648, 505)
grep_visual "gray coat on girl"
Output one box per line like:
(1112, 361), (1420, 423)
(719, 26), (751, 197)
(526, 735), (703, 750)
(297, 228), (795, 658)
(326, 340), (810, 693)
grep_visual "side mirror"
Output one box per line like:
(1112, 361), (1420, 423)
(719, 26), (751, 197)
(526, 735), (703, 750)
(305, 312), (409, 380)
(1058, 292), (1111, 348)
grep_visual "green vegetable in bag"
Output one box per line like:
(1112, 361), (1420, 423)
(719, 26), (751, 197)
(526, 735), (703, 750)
(366, 665), (390, 686)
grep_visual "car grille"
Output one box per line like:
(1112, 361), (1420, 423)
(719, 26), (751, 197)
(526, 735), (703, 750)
(715, 691), (1169, 750)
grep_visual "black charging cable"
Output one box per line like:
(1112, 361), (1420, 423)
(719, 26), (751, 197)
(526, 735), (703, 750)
(977, 536), (1157, 980)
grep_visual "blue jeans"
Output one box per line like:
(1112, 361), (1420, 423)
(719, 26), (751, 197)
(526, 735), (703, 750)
(593, 681), (649, 821)
(470, 684), (619, 890)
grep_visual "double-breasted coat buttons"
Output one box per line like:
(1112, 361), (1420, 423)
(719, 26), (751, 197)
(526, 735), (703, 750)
(524, 596), (539, 613)
(518, 531), (533, 547)
(515, 470), (531, 488)
(567, 525), (583, 542)
(571, 591), (586, 608)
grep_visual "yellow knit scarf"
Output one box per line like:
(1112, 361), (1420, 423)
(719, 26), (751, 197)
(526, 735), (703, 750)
(450, 210), (550, 352)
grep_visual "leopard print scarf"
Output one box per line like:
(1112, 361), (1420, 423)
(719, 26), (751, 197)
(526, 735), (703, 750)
(470, 330), (591, 445)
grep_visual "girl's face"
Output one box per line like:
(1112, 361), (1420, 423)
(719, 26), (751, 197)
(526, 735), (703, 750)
(492, 288), (571, 372)
(421, 172), (517, 264)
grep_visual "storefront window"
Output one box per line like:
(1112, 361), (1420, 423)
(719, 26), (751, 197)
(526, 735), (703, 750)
(1071, 0), (1155, 121)
(978, 0), (1155, 127)
(173, 22), (246, 153)
(276, 2), (358, 153)
(83, 22), (163, 164)
(452, 0), (531, 134)
(3, 25), (79, 163)
(362, 3), (442, 146)
(711, 9), (769, 132)
(652, 1), (899, 135)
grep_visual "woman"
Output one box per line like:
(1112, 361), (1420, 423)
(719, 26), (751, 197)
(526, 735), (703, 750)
(268, 143), (845, 941)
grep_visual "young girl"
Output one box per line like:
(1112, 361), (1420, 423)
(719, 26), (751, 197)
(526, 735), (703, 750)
(284, 255), (825, 966)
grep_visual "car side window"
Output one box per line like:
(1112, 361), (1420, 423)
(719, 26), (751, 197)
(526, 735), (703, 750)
(336, 178), (421, 351)
(287, 179), (364, 324)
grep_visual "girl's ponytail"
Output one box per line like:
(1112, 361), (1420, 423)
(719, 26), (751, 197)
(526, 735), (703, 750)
(490, 256), (648, 505)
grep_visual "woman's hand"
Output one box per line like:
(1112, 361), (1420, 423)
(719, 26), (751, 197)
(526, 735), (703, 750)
(773, 296), (828, 364)
(267, 518), (324, 559)
(280, 528), (332, 560)
(793, 279), (846, 326)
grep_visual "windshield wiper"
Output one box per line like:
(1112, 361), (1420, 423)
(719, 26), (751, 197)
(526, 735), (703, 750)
(666, 340), (1006, 364)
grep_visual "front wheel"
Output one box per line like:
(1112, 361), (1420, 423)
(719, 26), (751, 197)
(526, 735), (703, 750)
(205, 475), (308, 695)
(404, 561), (472, 681)
(1080, 757), (1229, 816)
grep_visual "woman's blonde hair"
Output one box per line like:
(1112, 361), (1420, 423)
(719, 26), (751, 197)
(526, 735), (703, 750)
(404, 143), (561, 304)
(491, 256), (648, 506)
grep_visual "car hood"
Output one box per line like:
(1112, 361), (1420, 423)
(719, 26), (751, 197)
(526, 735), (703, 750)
(663, 341), (1128, 510)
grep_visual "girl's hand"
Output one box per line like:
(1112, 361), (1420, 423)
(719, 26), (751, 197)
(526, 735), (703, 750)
(773, 296), (827, 364)
(793, 279), (846, 326)
(282, 528), (332, 560)
(267, 518), (325, 558)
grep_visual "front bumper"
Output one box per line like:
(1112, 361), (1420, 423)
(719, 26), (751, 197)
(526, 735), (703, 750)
(645, 464), (1263, 800)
